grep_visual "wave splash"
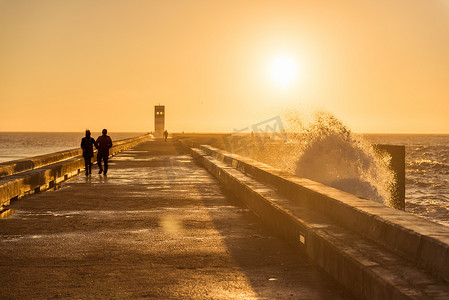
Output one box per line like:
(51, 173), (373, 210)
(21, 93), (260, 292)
(252, 111), (394, 205)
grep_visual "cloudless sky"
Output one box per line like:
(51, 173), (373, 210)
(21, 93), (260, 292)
(1, 0), (448, 133)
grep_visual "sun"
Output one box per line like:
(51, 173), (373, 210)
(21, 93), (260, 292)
(268, 55), (298, 89)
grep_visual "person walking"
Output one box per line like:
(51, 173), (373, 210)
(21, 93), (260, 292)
(95, 129), (113, 175)
(81, 130), (96, 176)
(163, 130), (168, 142)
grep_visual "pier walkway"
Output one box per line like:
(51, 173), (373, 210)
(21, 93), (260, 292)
(0, 140), (350, 299)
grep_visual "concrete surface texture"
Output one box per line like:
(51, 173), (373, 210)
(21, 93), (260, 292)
(0, 139), (351, 299)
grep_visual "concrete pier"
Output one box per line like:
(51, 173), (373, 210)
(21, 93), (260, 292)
(0, 140), (351, 299)
(185, 143), (449, 299)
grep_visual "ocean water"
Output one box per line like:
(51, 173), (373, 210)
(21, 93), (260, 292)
(363, 134), (449, 226)
(0, 132), (448, 226)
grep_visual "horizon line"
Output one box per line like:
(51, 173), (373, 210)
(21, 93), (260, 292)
(1, 131), (449, 135)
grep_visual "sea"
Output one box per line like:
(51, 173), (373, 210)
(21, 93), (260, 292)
(364, 134), (449, 227)
(0, 132), (448, 227)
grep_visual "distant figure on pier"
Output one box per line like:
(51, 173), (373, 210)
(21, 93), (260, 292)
(81, 130), (96, 176)
(95, 129), (113, 175)
(163, 130), (168, 142)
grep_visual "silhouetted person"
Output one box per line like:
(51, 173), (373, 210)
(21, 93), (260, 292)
(81, 130), (96, 176)
(95, 129), (113, 175)
(163, 130), (168, 142)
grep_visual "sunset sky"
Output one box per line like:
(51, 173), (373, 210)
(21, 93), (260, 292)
(1, 0), (448, 133)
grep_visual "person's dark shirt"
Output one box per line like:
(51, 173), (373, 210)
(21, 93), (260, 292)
(81, 137), (96, 158)
(95, 135), (113, 154)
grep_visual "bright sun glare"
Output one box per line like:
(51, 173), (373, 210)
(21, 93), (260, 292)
(268, 55), (298, 89)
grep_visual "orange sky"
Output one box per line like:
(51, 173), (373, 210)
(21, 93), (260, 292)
(1, 0), (448, 133)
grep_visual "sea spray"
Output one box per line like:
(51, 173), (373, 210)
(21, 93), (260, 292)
(247, 111), (395, 205)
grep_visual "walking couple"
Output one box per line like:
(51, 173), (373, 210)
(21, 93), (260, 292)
(81, 129), (113, 176)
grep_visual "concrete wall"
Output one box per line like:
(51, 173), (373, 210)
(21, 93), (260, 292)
(175, 135), (405, 211)
(0, 149), (83, 179)
(182, 142), (449, 299)
(0, 134), (150, 208)
(197, 145), (449, 281)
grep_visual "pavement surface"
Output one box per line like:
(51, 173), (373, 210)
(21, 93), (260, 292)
(0, 139), (352, 299)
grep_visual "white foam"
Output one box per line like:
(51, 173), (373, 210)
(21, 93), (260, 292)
(249, 111), (395, 205)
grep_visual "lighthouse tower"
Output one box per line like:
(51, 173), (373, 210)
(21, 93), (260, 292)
(154, 105), (165, 138)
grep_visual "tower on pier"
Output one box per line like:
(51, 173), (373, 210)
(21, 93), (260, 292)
(154, 105), (165, 138)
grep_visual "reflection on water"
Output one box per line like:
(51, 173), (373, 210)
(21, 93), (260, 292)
(112, 156), (159, 161)
(0, 209), (17, 219)
(100, 175), (109, 184)
(160, 215), (182, 233)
